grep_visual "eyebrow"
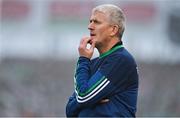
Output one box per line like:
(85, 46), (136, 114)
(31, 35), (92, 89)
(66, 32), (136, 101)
(90, 19), (101, 23)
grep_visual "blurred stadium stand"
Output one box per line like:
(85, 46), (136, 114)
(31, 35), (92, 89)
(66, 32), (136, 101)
(0, 0), (180, 116)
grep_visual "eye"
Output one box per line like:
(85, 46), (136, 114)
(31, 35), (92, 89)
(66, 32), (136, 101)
(94, 20), (101, 24)
(89, 19), (101, 24)
(94, 20), (98, 23)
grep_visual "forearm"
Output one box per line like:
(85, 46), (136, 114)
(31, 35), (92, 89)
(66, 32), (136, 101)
(75, 57), (112, 106)
(75, 57), (91, 94)
(66, 94), (80, 117)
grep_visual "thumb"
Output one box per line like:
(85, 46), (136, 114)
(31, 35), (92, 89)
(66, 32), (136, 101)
(90, 42), (95, 51)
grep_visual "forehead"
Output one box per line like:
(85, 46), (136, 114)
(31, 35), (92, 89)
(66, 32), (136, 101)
(90, 11), (109, 21)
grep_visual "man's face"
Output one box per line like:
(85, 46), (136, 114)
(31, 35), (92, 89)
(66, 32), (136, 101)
(88, 11), (112, 48)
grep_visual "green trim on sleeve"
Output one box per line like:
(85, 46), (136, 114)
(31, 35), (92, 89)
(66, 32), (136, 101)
(76, 76), (106, 97)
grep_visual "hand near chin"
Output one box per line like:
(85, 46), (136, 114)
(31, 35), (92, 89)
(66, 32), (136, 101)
(78, 36), (95, 59)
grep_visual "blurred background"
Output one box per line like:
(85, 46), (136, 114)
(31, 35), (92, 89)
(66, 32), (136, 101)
(0, 0), (180, 116)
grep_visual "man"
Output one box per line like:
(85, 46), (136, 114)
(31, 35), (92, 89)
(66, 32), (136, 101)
(66, 4), (139, 117)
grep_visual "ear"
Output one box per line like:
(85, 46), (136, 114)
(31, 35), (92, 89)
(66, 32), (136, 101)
(110, 25), (119, 37)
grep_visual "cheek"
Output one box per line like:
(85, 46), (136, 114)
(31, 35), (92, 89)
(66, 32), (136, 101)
(101, 29), (109, 38)
(96, 26), (110, 39)
(97, 28), (107, 36)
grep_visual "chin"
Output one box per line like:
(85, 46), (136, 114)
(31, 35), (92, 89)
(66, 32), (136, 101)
(95, 42), (102, 49)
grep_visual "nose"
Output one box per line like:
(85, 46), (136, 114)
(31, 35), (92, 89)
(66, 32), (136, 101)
(88, 22), (94, 31)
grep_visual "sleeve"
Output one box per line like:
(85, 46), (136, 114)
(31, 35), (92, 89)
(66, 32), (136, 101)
(73, 55), (135, 107)
(66, 92), (79, 117)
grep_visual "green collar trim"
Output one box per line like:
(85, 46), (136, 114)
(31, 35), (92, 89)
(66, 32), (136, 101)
(99, 45), (123, 59)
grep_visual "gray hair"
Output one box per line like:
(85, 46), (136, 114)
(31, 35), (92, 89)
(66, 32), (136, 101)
(92, 4), (126, 39)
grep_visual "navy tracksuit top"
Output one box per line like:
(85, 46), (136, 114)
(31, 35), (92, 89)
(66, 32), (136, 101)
(66, 42), (139, 117)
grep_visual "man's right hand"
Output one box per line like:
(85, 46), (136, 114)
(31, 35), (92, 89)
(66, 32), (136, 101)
(78, 36), (95, 59)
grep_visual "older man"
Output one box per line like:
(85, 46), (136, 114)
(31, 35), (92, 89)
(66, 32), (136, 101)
(66, 4), (139, 117)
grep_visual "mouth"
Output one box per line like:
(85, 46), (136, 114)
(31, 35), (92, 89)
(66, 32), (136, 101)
(89, 33), (96, 44)
(90, 33), (96, 37)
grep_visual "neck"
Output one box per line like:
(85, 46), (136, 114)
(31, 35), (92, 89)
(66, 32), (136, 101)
(98, 38), (120, 54)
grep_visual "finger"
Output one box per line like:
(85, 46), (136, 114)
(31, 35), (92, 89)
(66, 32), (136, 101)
(79, 37), (84, 45)
(82, 37), (91, 45)
(80, 36), (87, 45)
(79, 36), (88, 49)
(90, 41), (95, 51)
(80, 36), (90, 47)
